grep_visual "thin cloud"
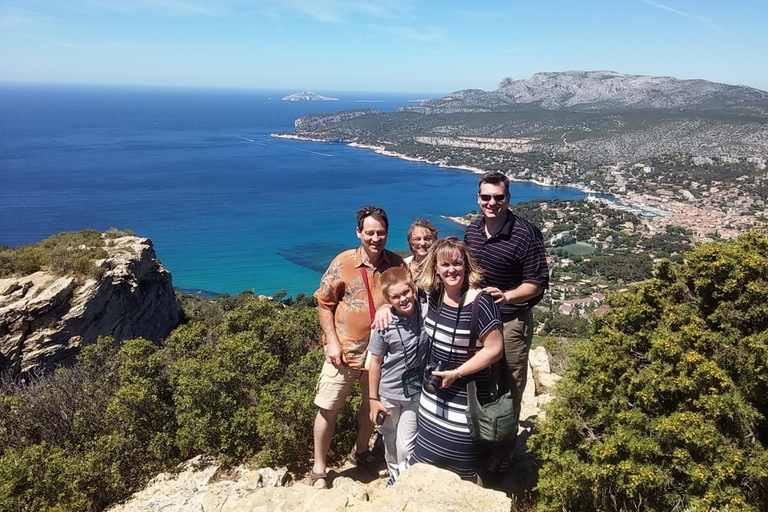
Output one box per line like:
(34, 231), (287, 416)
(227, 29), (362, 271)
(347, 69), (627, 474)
(0, 8), (46, 29)
(455, 8), (509, 23)
(59, 41), (91, 52)
(105, 42), (168, 52)
(639, 0), (723, 32)
(277, 0), (413, 23)
(83, 0), (226, 17)
(389, 25), (444, 44)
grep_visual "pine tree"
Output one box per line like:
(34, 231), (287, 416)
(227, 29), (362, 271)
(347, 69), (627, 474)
(532, 232), (768, 512)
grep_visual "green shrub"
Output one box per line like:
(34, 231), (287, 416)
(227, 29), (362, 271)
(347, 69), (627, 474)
(0, 295), (346, 510)
(219, 297), (320, 367)
(170, 329), (283, 459)
(165, 321), (213, 359)
(0, 229), (108, 280)
(0, 434), (149, 512)
(532, 233), (768, 512)
(103, 227), (135, 239)
(254, 348), (359, 469)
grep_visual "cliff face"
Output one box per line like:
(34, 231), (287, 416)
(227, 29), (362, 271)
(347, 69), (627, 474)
(0, 236), (181, 376)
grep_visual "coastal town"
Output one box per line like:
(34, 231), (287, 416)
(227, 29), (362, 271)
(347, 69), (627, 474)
(344, 142), (768, 337)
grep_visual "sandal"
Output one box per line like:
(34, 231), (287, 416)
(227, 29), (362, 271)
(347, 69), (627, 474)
(308, 471), (328, 489)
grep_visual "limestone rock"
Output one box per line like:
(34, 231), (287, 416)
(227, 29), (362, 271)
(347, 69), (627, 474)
(328, 476), (369, 502)
(375, 463), (510, 512)
(491, 345), (561, 499)
(257, 466), (290, 487)
(0, 235), (181, 375)
(108, 459), (510, 512)
(529, 346), (561, 396)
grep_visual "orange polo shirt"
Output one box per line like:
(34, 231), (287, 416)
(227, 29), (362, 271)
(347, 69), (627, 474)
(314, 247), (406, 370)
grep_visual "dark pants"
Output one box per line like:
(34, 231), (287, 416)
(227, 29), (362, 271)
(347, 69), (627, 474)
(491, 309), (533, 461)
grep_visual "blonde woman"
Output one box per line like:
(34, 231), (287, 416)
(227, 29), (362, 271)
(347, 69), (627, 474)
(407, 236), (503, 484)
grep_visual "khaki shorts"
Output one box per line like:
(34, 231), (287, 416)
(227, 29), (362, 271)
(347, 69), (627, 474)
(314, 361), (369, 411)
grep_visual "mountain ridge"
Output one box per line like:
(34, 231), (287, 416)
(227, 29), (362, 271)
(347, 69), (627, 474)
(276, 70), (768, 169)
(414, 70), (768, 112)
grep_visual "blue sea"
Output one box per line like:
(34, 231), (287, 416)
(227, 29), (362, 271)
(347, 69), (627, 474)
(0, 84), (586, 297)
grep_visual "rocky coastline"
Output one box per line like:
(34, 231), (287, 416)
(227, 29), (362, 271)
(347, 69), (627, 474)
(271, 133), (666, 219)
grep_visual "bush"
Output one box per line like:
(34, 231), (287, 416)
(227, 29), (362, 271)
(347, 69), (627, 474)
(0, 229), (108, 280)
(170, 299), (324, 462)
(0, 296), (363, 509)
(103, 227), (135, 239)
(170, 339), (269, 459)
(532, 233), (768, 512)
(255, 349), (360, 469)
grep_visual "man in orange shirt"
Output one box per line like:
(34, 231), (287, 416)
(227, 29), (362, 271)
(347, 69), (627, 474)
(310, 206), (406, 488)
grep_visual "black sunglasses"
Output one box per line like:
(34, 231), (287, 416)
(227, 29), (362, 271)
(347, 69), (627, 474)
(479, 194), (506, 202)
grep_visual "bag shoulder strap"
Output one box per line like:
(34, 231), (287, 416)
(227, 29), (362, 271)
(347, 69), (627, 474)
(467, 292), (508, 397)
(358, 266), (376, 323)
(467, 292), (484, 355)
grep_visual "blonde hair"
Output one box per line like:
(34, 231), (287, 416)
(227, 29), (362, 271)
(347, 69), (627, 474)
(415, 236), (484, 292)
(379, 267), (416, 303)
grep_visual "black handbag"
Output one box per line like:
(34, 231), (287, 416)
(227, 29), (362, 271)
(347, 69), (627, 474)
(465, 294), (517, 443)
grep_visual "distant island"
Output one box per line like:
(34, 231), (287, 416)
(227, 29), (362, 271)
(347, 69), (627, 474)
(281, 91), (339, 101)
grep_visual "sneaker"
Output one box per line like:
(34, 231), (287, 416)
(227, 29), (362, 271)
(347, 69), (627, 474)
(348, 449), (377, 473)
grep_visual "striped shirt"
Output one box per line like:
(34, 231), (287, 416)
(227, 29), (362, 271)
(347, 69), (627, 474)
(409, 291), (502, 481)
(464, 209), (548, 315)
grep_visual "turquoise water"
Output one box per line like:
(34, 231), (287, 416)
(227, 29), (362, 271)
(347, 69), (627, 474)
(0, 84), (586, 296)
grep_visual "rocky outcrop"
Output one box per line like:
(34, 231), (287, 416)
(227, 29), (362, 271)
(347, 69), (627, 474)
(282, 91), (339, 102)
(0, 236), (181, 376)
(293, 109), (378, 133)
(107, 456), (511, 512)
(495, 345), (561, 498)
(413, 135), (533, 153)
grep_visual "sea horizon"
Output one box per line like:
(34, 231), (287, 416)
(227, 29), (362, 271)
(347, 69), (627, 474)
(0, 84), (586, 297)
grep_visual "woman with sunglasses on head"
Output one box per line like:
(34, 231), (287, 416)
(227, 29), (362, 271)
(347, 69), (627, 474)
(406, 236), (503, 485)
(403, 219), (438, 279)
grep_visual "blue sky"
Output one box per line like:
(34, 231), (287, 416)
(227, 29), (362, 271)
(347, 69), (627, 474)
(1, 0), (767, 94)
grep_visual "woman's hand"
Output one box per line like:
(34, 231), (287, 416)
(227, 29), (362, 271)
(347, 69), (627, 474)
(368, 399), (389, 424)
(372, 304), (394, 331)
(432, 369), (462, 389)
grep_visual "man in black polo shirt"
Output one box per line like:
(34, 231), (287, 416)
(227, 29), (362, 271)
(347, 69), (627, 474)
(464, 171), (549, 477)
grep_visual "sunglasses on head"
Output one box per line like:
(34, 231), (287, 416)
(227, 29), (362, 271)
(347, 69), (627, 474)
(479, 194), (506, 202)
